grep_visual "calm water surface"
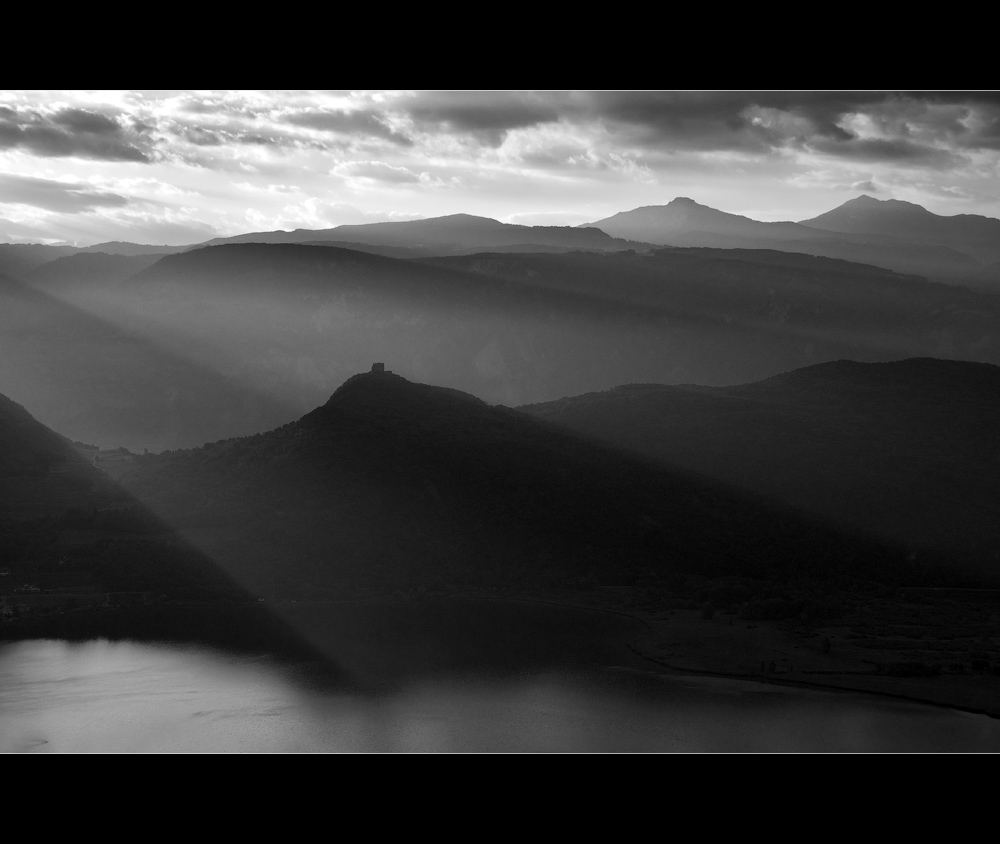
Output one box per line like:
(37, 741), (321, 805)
(2, 638), (999, 752)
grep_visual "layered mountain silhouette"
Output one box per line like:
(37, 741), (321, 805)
(0, 243), (80, 280)
(0, 242), (182, 282)
(800, 195), (1000, 268)
(76, 242), (186, 257)
(23, 252), (166, 295)
(520, 358), (1000, 576)
(8, 194), (999, 293)
(0, 270), (297, 449)
(199, 213), (647, 256)
(118, 369), (920, 600)
(586, 197), (991, 289)
(425, 248), (1000, 377)
(6, 237), (1000, 452)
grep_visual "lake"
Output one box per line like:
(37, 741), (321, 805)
(2, 599), (999, 752)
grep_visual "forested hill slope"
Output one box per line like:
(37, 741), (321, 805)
(118, 370), (924, 600)
(520, 358), (1000, 576)
(0, 391), (119, 519)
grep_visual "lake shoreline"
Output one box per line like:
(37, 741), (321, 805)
(4, 593), (998, 722)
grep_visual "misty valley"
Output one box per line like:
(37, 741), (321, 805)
(3, 197), (1000, 752)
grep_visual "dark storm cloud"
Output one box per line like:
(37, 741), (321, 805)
(0, 106), (151, 162)
(905, 92), (1000, 151)
(285, 109), (413, 145)
(577, 91), (1000, 163)
(0, 173), (131, 213)
(391, 91), (1000, 166)
(580, 91), (785, 151)
(808, 136), (958, 166)
(397, 91), (886, 152)
(574, 91), (891, 153)
(401, 91), (565, 146)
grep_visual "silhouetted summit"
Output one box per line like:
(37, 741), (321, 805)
(586, 197), (987, 286)
(587, 197), (818, 244)
(800, 195), (1000, 270)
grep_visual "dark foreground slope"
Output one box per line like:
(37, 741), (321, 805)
(118, 370), (924, 602)
(520, 358), (1000, 579)
(0, 392), (341, 664)
(0, 392), (120, 519)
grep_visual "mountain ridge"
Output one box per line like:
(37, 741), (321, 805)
(583, 195), (1000, 290)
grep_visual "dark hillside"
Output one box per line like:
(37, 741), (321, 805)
(119, 370), (922, 601)
(107, 242), (1000, 420)
(427, 249), (1000, 372)
(0, 243), (80, 279)
(0, 392), (120, 519)
(0, 390), (338, 663)
(23, 252), (164, 295)
(110, 243), (801, 409)
(520, 358), (1000, 577)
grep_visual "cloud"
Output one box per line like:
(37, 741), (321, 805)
(284, 108), (412, 145)
(0, 213), (72, 243)
(401, 91), (565, 146)
(807, 136), (958, 167)
(60, 212), (219, 246)
(0, 173), (131, 213)
(332, 160), (423, 184)
(180, 126), (226, 146)
(388, 91), (1000, 166)
(504, 211), (595, 227)
(164, 118), (292, 150)
(850, 180), (879, 192)
(0, 105), (151, 162)
(243, 200), (426, 230)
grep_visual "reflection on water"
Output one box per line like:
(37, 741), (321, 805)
(2, 639), (999, 752)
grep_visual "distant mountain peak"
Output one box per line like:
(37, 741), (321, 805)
(840, 195), (932, 215)
(438, 213), (502, 223)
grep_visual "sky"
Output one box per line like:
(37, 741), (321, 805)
(2, 90), (1000, 246)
